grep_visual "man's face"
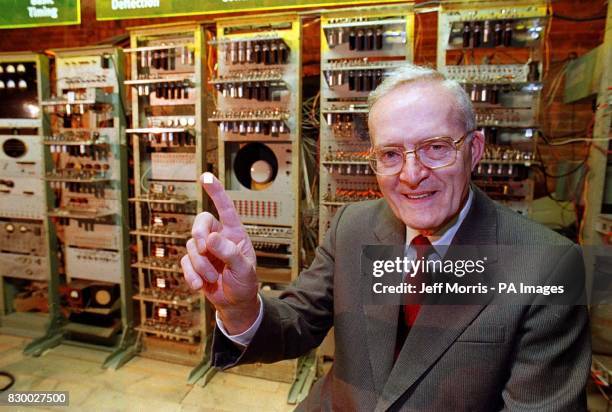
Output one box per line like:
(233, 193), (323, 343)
(369, 81), (484, 234)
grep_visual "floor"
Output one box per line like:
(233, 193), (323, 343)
(0, 334), (296, 411)
(2, 331), (606, 411)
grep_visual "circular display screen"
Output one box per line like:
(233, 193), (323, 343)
(233, 142), (278, 190)
(2, 138), (26, 158)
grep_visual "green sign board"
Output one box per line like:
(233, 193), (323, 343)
(0, 0), (80, 29)
(96, 0), (400, 20)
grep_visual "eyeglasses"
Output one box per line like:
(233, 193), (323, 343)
(368, 132), (473, 176)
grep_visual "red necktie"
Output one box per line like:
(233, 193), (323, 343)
(404, 235), (434, 326)
(395, 234), (433, 359)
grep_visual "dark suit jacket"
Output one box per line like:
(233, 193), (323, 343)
(212, 187), (591, 411)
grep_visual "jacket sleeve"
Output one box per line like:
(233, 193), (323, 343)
(501, 244), (591, 411)
(211, 204), (348, 369)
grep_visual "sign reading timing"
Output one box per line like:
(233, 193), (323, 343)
(0, 0), (80, 29)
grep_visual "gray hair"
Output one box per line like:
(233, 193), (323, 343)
(367, 63), (476, 133)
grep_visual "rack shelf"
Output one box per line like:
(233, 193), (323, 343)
(130, 230), (190, 240)
(44, 176), (110, 183)
(124, 44), (194, 53)
(64, 320), (122, 339)
(322, 62), (406, 71)
(322, 160), (369, 165)
(129, 196), (195, 205)
(322, 18), (407, 29)
(132, 262), (183, 274)
(43, 140), (108, 146)
(126, 127), (188, 134)
(47, 209), (115, 219)
(133, 293), (200, 308)
(209, 34), (285, 45)
(135, 325), (200, 343)
(209, 77), (285, 84)
(125, 77), (193, 86)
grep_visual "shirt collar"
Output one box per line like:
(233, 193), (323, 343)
(405, 188), (474, 255)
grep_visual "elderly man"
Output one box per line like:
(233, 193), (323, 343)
(181, 64), (590, 411)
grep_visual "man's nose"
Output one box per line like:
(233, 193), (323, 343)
(398, 154), (429, 187)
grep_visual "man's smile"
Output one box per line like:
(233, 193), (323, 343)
(401, 190), (438, 201)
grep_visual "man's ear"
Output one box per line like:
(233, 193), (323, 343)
(469, 130), (485, 170)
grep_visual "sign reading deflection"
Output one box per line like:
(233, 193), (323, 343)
(0, 0), (80, 29)
(96, 0), (402, 20)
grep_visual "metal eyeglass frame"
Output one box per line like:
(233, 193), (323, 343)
(368, 130), (475, 176)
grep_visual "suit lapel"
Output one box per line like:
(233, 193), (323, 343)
(364, 200), (405, 394)
(375, 304), (488, 411)
(374, 186), (499, 411)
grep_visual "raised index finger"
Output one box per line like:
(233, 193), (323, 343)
(200, 172), (242, 229)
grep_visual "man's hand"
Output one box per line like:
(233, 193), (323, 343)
(181, 172), (259, 335)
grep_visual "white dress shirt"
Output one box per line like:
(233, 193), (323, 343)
(217, 189), (474, 347)
(215, 294), (263, 347)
